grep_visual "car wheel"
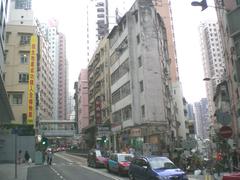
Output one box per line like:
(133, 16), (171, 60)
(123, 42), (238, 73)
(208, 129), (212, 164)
(129, 172), (135, 180)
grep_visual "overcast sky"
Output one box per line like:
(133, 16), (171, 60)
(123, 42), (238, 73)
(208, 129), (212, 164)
(32, 0), (217, 104)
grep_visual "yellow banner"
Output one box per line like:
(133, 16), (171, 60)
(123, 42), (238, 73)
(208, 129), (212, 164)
(27, 35), (37, 125)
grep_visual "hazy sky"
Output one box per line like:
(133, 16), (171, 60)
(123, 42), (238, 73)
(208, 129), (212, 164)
(32, 0), (217, 104)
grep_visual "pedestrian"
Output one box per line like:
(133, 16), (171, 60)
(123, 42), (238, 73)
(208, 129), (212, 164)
(18, 150), (22, 164)
(24, 150), (30, 164)
(128, 146), (135, 155)
(47, 149), (53, 165)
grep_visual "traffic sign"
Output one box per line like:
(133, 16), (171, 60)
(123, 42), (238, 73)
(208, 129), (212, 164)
(219, 126), (233, 139)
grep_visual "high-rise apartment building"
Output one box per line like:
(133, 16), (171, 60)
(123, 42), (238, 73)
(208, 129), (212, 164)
(77, 69), (89, 133)
(86, 0), (109, 62)
(58, 33), (68, 120)
(199, 21), (225, 124)
(86, 37), (111, 148)
(4, 0), (54, 125)
(154, 0), (189, 139)
(214, 0), (240, 147)
(0, 0), (14, 123)
(194, 98), (209, 139)
(40, 19), (60, 120)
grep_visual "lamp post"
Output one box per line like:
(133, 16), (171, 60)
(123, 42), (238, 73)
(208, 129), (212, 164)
(191, 0), (208, 11)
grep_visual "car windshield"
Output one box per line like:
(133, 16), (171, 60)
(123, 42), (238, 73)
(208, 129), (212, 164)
(148, 157), (177, 170)
(95, 150), (102, 157)
(118, 154), (133, 162)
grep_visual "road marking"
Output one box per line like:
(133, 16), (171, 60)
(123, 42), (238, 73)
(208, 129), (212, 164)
(55, 153), (123, 180)
(50, 166), (66, 180)
(54, 153), (74, 163)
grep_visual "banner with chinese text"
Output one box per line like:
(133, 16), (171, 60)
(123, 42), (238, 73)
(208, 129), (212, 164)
(27, 35), (37, 125)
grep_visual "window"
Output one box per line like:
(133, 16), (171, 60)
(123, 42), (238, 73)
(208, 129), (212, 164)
(137, 34), (140, 44)
(12, 94), (22, 105)
(138, 56), (142, 67)
(19, 73), (29, 83)
(122, 105), (132, 121)
(2, 73), (5, 81)
(97, 14), (104, 18)
(112, 82), (130, 104)
(20, 34), (31, 45)
(20, 52), (29, 64)
(6, 32), (11, 43)
(97, 8), (104, 12)
(15, 0), (31, 9)
(133, 10), (138, 23)
(140, 80), (144, 92)
(141, 105), (145, 117)
(96, 2), (104, 6)
(111, 58), (129, 85)
(4, 50), (7, 63)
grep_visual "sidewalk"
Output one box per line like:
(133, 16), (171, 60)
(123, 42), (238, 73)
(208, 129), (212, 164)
(0, 163), (33, 180)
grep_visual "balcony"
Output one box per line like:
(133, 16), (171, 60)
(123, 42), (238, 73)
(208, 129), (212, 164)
(227, 6), (240, 37)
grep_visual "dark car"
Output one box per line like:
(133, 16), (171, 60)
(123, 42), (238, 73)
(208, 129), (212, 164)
(107, 153), (134, 175)
(128, 156), (188, 180)
(87, 149), (109, 168)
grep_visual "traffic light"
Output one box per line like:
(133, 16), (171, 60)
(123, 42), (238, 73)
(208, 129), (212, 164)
(101, 136), (107, 143)
(41, 137), (48, 146)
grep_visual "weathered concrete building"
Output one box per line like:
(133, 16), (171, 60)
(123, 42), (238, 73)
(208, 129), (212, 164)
(108, 0), (175, 154)
(214, 0), (240, 147)
(85, 37), (111, 148)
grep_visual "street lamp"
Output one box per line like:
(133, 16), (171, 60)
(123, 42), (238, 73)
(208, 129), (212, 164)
(203, 77), (211, 81)
(191, 0), (208, 11)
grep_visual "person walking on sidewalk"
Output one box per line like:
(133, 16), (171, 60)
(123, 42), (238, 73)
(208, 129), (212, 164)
(47, 149), (53, 165)
(24, 150), (30, 164)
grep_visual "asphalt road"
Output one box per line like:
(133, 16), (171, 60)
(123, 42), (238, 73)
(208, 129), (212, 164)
(27, 152), (129, 180)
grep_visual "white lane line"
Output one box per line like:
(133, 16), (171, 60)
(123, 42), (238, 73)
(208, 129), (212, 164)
(55, 153), (122, 180)
(80, 165), (122, 180)
(50, 166), (66, 180)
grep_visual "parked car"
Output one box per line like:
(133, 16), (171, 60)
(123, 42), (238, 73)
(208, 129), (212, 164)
(107, 153), (134, 175)
(222, 172), (240, 180)
(128, 156), (188, 180)
(87, 149), (109, 168)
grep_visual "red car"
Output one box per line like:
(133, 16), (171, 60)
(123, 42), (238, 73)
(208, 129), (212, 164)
(87, 149), (108, 168)
(222, 172), (240, 180)
(107, 153), (134, 175)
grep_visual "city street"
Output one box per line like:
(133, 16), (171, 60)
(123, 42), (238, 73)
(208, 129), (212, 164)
(27, 152), (128, 180)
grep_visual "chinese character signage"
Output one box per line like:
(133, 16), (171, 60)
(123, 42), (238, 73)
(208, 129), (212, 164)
(27, 35), (37, 125)
(95, 96), (102, 124)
